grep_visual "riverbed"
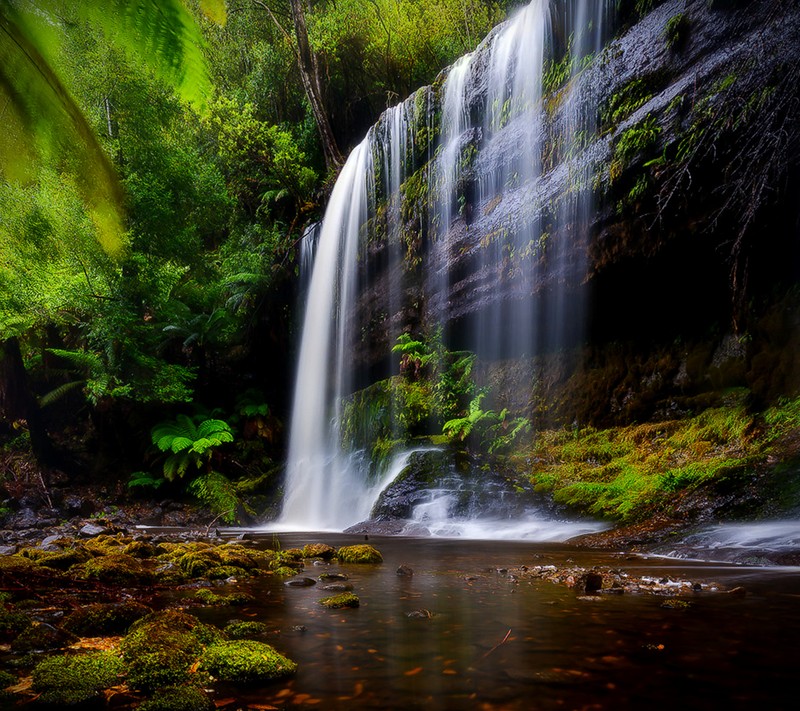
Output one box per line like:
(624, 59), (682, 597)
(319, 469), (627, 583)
(180, 533), (799, 710)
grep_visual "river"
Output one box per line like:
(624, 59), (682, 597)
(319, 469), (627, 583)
(181, 533), (799, 710)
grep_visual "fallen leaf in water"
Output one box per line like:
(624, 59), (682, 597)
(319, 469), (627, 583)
(443, 669), (458, 675)
(245, 705), (278, 710)
(353, 681), (364, 696)
(6, 677), (33, 694)
(404, 666), (423, 676)
(292, 693), (311, 704)
(275, 688), (294, 698)
(214, 699), (236, 708)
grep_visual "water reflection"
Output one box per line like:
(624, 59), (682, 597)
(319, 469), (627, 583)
(185, 535), (800, 710)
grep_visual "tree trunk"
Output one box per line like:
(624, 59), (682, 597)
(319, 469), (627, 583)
(288, 0), (343, 172)
(0, 337), (53, 467)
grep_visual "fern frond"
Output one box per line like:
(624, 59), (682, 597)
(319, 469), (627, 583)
(196, 419), (232, 439)
(38, 380), (85, 408)
(0, 6), (125, 254)
(169, 435), (195, 453)
(46, 348), (103, 374)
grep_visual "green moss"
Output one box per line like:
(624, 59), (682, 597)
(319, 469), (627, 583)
(62, 601), (152, 636)
(199, 640), (297, 683)
(83, 553), (154, 585)
(224, 620), (270, 639)
(614, 114), (662, 165)
(665, 13), (690, 50)
(137, 685), (215, 711)
(301, 543), (336, 560)
(207, 565), (251, 580)
(121, 610), (222, 692)
(123, 540), (158, 558)
(528, 402), (759, 521)
(0, 605), (31, 641)
(319, 592), (360, 609)
(271, 566), (297, 577)
(601, 77), (657, 130)
(31, 651), (124, 705)
(0, 670), (16, 688)
(336, 545), (383, 564)
(0, 554), (34, 572)
(11, 621), (78, 652)
(195, 589), (255, 606)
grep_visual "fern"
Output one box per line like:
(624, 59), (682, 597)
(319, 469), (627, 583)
(127, 471), (165, 490)
(188, 471), (240, 524)
(38, 380), (85, 408)
(151, 415), (234, 481)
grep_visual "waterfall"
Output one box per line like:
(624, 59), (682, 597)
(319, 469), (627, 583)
(281, 141), (373, 530)
(279, 0), (616, 532)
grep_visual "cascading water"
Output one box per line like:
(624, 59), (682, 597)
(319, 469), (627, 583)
(279, 0), (616, 536)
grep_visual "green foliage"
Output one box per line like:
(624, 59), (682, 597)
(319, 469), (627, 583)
(601, 77), (656, 130)
(188, 471), (241, 524)
(127, 471), (166, 491)
(31, 651), (124, 705)
(614, 114), (663, 164)
(199, 640), (297, 683)
(443, 393), (495, 441)
(151, 414), (234, 481)
(665, 13), (690, 50)
(62, 601), (152, 637)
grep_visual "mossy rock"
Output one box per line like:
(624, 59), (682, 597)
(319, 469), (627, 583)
(176, 550), (223, 578)
(199, 640), (297, 683)
(318, 593), (360, 609)
(62, 601), (152, 636)
(0, 605), (32, 641)
(271, 566), (298, 577)
(83, 534), (127, 556)
(0, 554), (34, 572)
(34, 547), (92, 571)
(217, 543), (272, 569)
(83, 553), (154, 585)
(207, 565), (251, 580)
(336, 545), (383, 564)
(224, 620), (270, 639)
(121, 610), (222, 692)
(301, 543), (336, 560)
(123, 540), (158, 558)
(11, 621), (79, 652)
(31, 651), (124, 705)
(137, 685), (215, 711)
(0, 669), (16, 688)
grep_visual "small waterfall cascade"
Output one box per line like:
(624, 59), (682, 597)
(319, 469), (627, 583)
(280, 0), (617, 533)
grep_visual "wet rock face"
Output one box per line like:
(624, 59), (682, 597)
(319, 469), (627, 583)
(370, 450), (538, 522)
(346, 0), (800, 425)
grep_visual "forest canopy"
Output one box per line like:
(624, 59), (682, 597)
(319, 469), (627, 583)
(0, 0), (508, 504)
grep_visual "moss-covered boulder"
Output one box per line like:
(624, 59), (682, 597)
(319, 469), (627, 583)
(83, 553), (154, 585)
(11, 621), (79, 652)
(301, 543), (336, 560)
(224, 620), (270, 639)
(199, 640), (297, 683)
(0, 554), (34, 573)
(0, 604), (31, 642)
(62, 601), (152, 636)
(31, 651), (124, 705)
(137, 685), (215, 711)
(318, 592), (360, 609)
(194, 589), (256, 607)
(120, 610), (222, 692)
(336, 545), (383, 564)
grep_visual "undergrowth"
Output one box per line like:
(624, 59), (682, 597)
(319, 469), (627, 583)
(524, 393), (800, 522)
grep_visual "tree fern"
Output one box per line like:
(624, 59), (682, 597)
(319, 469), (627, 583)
(151, 414), (233, 481)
